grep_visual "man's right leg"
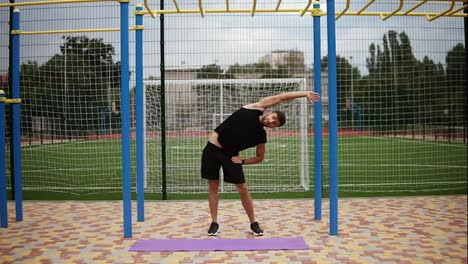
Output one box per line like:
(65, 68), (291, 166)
(201, 142), (222, 235)
(208, 179), (220, 223)
(207, 179), (220, 236)
(236, 183), (264, 236)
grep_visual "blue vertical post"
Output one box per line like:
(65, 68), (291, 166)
(135, 4), (145, 222)
(120, 0), (132, 238)
(159, 0), (167, 201)
(313, 2), (323, 221)
(11, 8), (23, 222)
(326, 0), (338, 236)
(0, 91), (7, 228)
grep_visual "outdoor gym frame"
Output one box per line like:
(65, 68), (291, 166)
(0, 0), (467, 239)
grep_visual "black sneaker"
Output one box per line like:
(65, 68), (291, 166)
(207, 222), (219, 236)
(250, 222), (264, 236)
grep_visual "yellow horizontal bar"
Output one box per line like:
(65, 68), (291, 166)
(7, 99), (22, 104)
(424, 0), (467, 2)
(0, 98), (22, 104)
(14, 26), (139, 35)
(145, 8), (322, 15)
(0, 0), (117, 8)
(346, 11), (467, 18)
(142, 8), (468, 18)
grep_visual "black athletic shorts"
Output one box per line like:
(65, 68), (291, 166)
(201, 142), (245, 184)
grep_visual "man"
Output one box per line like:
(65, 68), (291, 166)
(201, 91), (320, 236)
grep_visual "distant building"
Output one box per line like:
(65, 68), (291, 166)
(259, 50), (305, 74)
(166, 67), (199, 80)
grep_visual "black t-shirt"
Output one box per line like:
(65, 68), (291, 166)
(214, 107), (267, 155)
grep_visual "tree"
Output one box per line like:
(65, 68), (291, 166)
(196, 64), (233, 79)
(20, 36), (121, 137)
(445, 43), (466, 130)
(362, 30), (446, 131)
(321, 55), (361, 127)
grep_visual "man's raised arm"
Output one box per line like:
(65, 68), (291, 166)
(244, 91), (320, 111)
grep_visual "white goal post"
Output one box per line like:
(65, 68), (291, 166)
(142, 78), (311, 194)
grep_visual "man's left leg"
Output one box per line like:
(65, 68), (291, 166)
(236, 183), (255, 223)
(236, 183), (263, 236)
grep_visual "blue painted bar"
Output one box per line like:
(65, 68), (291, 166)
(313, 2), (323, 221)
(135, 4), (145, 222)
(11, 9), (23, 222)
(120, 1), (132, 238)
(326, 0), (339, 236)
(0, 91), (7, 228)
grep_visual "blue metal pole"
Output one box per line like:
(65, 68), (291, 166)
(313, 2), (323, 221)
(326, 0), (338, 236)
(135, 4), (145, 222)
(159, 0), (167, 201)
(0, 91), (7, 228)
(11, 8), (22, 222)
(120, 0), (132, 238)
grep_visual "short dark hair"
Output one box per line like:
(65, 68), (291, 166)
(273, 110), (286, 127)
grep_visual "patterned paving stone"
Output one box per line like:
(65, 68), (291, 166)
(0, 196), (466, 263)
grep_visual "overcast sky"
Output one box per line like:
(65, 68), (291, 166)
(0, 0), (465, 77)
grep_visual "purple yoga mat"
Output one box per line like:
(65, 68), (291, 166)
(129, 237), (308, 252)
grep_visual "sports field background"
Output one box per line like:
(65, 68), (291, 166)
(7, 133), (467, 199)
(1, 2), (467, 200)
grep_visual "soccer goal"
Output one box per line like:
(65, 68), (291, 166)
(143, 78), (311, 194)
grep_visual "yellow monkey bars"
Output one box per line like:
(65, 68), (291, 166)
(0, 0), (120, 8)
(335, 0), (467, 21)
(11, 26), (142, 36)
(141, 0), (468, 21)
(1, 0), (141, 36)
(1, 0), (466, 20)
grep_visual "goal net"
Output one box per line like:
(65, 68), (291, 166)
(143, 78), (312, 194)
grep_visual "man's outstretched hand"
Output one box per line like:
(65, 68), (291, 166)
(306, 91), (321, 103)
